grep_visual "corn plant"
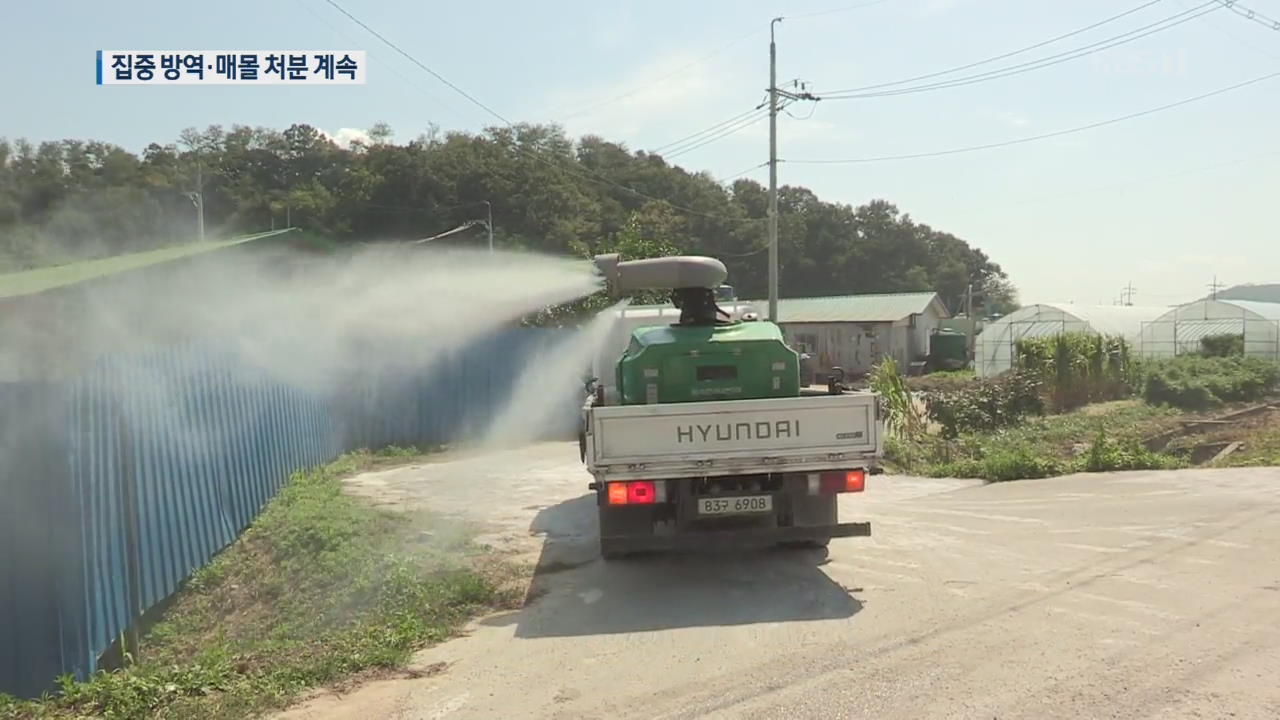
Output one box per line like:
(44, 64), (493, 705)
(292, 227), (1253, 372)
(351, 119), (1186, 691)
(1015, 332), (1135, 412)
(869, 357), (924, 440)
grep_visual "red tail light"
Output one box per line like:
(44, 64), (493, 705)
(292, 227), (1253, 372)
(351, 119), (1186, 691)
(627, 481), (656, 504)
(816, 470), (866, 494)
(607, 481), (657, 505)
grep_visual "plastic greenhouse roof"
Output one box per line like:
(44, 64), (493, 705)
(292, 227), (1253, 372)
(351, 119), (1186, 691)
(1150, 299), (1280, 322)
(995, 303), (1169, 339)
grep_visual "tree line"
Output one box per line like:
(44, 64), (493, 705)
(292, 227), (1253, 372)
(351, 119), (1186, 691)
(0, 122), (1017, 315)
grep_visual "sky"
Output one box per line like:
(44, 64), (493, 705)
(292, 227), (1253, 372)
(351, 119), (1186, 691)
(3, 0), (1279, 306)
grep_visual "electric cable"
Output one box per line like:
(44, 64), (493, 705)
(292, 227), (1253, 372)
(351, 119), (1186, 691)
(787, 71), (1280, 163)
(819, 1), (1221, 100)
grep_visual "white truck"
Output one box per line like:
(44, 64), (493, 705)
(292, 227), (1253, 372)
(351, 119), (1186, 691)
(579, 253), (883, 559)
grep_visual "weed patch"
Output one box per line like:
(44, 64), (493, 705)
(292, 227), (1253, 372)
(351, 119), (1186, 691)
(1210, 412), (1280, 467)
(1138, 356), (1280, 411)
(924, 371), (1044, 439)
(899, 401), (1186, 482)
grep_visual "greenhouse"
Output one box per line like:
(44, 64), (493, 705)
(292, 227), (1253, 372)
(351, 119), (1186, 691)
(1138, 299), (1280, 360)
(976, 303), (1167, 377)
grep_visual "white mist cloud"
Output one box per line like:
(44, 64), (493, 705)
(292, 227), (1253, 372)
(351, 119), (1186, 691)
(481, 299), (629, 448)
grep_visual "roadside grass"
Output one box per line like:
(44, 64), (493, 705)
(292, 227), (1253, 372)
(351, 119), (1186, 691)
(0, 445), (517, 720)
(890, 400), (1190, 481)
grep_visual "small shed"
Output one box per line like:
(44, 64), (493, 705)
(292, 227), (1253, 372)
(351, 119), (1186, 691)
(745, 292), (951, 381)
(1139, 299), (1280, 360)
(976, 303), (1167, 378)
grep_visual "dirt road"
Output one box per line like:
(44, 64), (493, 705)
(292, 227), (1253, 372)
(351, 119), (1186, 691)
(280, 443), (1280, 720)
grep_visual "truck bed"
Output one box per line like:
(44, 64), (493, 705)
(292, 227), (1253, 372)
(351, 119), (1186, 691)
(583, 392), (881, 481)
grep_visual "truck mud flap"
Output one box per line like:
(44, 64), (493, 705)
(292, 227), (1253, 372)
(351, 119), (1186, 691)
(602, 521), (870, 554)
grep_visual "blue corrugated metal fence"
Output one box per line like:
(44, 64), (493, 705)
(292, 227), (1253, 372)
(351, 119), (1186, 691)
(0, 327), (574, 698)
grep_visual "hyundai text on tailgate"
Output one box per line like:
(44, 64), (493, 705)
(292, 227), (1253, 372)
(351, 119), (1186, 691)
(579, 253), (884, 559)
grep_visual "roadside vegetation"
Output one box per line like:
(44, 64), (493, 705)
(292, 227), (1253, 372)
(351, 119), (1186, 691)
(882, 332), (1280, 482)
(905, 368), (975, 394)
(0, 447), (516, 720)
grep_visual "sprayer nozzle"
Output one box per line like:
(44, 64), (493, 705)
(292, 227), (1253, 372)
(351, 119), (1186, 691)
(592, 253), (622, 296)
(590, 253), (727, 297)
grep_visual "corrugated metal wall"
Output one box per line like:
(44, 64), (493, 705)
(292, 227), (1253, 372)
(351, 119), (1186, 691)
(0, 327), (573, 698)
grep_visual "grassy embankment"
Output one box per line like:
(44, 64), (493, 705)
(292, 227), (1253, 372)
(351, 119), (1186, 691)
(1, 447), (517, 720)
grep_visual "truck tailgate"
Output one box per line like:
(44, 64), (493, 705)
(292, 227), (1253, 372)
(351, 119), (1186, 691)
(585, 393), (881, 480)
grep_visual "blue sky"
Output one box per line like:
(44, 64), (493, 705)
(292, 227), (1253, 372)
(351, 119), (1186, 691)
(4, 0), (1278, 305)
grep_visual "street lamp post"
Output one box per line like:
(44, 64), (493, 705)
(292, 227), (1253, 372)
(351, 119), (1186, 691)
(483, 200), (493, 253)
(187, 191), (204, 244)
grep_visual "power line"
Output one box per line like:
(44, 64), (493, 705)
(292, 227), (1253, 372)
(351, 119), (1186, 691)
(1181, 0), (1280, 59)
(718, 162), (770, 184)
(362, 200), (493, 214)
(297, 0), (464, 122)
(718, 244), (772, 258)
(1214, 0), (1280, 30)
(322, 0), (759, 225)
(551, 0), (900, 122)
(664, 113), (770, 159)
(817, 0), (1168, 96)
(654, 84), (809, 160)
(322, 0), (512, 125)
(650, 107), (766, 153)
(818, 1), (1221, 100)
(786, 71), (1280, 164)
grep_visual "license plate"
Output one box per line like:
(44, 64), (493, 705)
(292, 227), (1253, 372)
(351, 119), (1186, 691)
(697, 495), (773, 516)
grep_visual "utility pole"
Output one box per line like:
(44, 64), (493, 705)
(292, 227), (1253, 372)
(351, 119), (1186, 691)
(1121, 281), (1136, 306)
(766, 18), (818, 322)
(768, 16), (782, 323)
(1207, 275), (1225, 300)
